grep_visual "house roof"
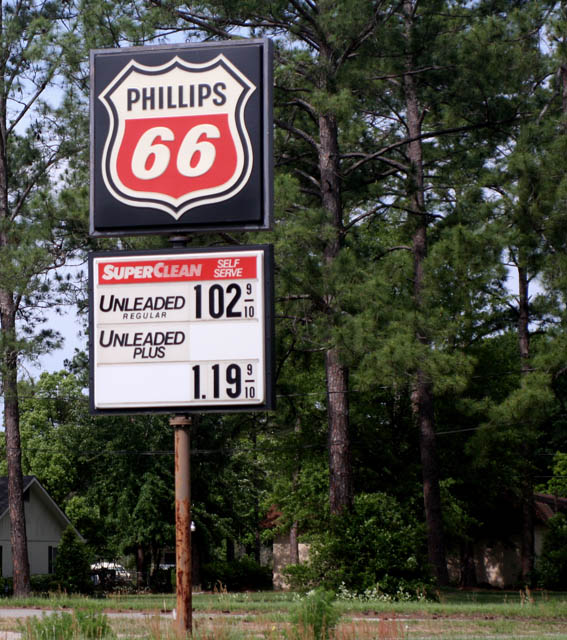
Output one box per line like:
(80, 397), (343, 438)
(0, 475), (84, 541)
(261, 504), (283, 530)
(0, 475), (36, 516)
(535, 493), (567, 524)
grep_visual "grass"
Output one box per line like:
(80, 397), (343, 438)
(0, 589), (565, 638)
(18, 610), (115, 639)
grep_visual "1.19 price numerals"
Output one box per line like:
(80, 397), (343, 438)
(193, 282), (256, 320)
(191, 361), (260, 402)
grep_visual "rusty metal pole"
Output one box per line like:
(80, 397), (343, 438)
(171, 414), (192, 636)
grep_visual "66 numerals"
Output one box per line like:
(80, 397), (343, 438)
(191, 361), (260, 402)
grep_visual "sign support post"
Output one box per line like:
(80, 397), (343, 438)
(170, 236), (192, 637)
(171, 414), (194, 636)
(89, 39), (274, 639)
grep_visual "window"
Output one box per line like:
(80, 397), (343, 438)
(48, 546), (57, 574)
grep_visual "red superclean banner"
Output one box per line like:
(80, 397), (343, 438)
(98, 255), (257, 284)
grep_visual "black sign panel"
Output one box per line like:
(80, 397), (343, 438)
(90, 39), (272, 236)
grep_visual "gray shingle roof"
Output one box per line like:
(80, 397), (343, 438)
(0, 476), (36, 516)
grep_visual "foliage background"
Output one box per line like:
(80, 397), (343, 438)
(4, 0), (567, 593)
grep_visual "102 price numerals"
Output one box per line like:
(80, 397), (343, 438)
(193, 282), (256, 320)
(191, 361), (260, 402)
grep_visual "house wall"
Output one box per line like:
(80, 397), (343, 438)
(277, 527), (550, 590)
(534, 523), (545, 558)
(0, 482), (67, 577)
(272, 533), (310, 590)
(448, 525), (548, 588)
(473, 539), (521, 587)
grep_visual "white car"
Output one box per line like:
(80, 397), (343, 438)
(90, 562), (131, 579)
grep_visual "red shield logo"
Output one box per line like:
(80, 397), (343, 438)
(98, 55), (256, 219)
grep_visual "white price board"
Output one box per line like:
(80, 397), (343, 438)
(89, 246), (274, 412)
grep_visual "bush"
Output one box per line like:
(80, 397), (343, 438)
(284, 492), (433, 597)
(0, 577), (12, 596)
(30, 575), (59, 595)
(283, 562), (319, 592)
(200, 556), (272, 591)
(538, 513), (567, 589)
(291, 588), (340, 640)
(53, 526), (93, 594)
(150, 568), (173, 593)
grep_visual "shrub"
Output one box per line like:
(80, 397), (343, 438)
(282, 562), (320, 592)
(284, 492), (433, 597)
(0, 576), (12, 597)
(53, 526), (93, 594)
(538, 513), (567, 589)
(150, 567), (174, 593)
(30, 575), (58, 595)
(200, 556), (272, 591)
(291, 588), (341, 640)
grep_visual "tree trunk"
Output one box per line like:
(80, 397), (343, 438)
(289, 416), (301, 564)
(192, 536), (200, 588)
(403, 0), (449, 586)
(254, 530), (261, 565)
(319, 107), (353, 515)
(325, 347), (353, 514)
(136, 544), (145, 588)
(518, 265), (531, 376)
(520, 481), (535, 584)
(518, 264), (535, 584)
(2, 349), (31, 596)
(459, 540), (477, 587)
(411, 370), (449, 585)
(289, 521), (299, 565)
(0, 15), (30, 591)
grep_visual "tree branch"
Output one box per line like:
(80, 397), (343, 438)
(275, 117), (320, 152)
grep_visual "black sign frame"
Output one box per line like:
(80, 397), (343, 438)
(90, 39), (273, 237)
(88, 244), (275, 414)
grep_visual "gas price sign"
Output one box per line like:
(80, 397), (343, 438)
(89, 245), (274, 413)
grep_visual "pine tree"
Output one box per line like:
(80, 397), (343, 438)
(146, 0), (398, 515)
(142, 1), (552, 587)
(344, 0), (550, 584)
(0, 0), (89, 596)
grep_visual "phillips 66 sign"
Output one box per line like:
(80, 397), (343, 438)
(90, 39), (273, 236)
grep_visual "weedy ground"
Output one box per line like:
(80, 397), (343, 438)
(1, 588), (566, 639)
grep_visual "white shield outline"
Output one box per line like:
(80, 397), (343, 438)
(99, 55), (256, 219)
